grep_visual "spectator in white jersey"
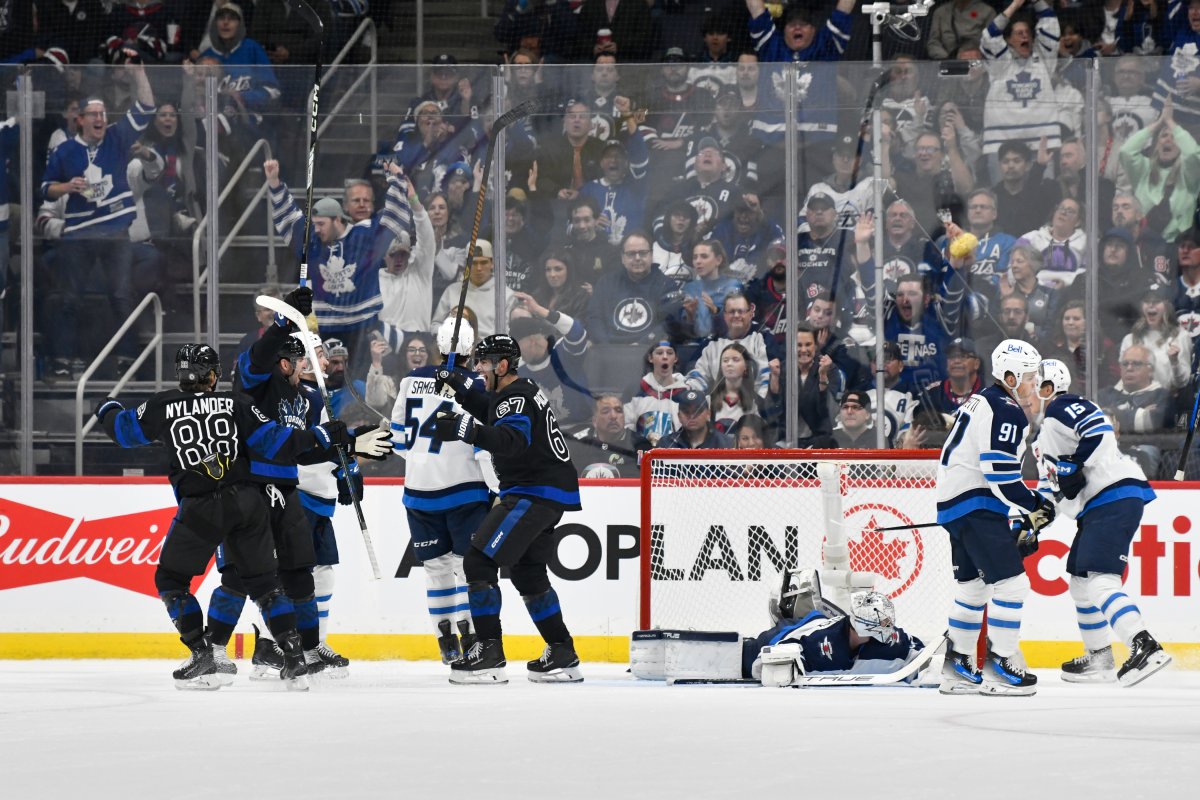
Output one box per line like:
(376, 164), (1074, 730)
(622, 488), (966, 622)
(626, 341), (688, 446)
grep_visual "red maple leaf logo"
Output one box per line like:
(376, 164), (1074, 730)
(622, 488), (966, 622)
(848, 516), (909, 579)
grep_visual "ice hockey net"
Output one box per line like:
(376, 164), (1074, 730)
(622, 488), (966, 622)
(640, 449), (953, 648)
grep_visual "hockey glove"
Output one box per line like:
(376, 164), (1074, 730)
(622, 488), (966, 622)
(312, 419), (350, 449)
(433, 367), (472, 400)
(283, 286), (313, 317)
(1011, 518), (1040, 558)
(350, 423), (393, 460)
(432, 411), (477, 444)
(94, 397), (123, 424)
(1025, 494), (1056, 533)
(1055, 457), (1086, 501)
(334, 462), (363, 506)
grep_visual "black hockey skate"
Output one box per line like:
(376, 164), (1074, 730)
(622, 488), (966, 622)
(449, 638), (508, 685)
(938, 643), (982, 695)
(211, 641), (238, 687)
(981, 650), (1037, 696)
(1060, 646), (1116, 684)
(437, 620), (461, 665)
(249, 624), (284, 681)
(278, 631), (310, 691)
(173, 637), (221, 691)
(457, 619), (477, 655)
(1117, 631), (1172, 687)
(527, 638), (584, 684)
(313, 642), (350, 678)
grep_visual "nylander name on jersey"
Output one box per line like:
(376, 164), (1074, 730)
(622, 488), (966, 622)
(936, 384), (1042, 524)
(1036, 394), (1156, 517)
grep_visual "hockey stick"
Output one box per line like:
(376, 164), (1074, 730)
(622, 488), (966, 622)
(444, 97), (557, 370)
(257, 295), (383, 580)
(343, 374), (390, 428)
(791, 632), (948, 687)
(872, 516), (1023, 533)
(1174, 372), (1200, 480)
(289, 0), (325, 291)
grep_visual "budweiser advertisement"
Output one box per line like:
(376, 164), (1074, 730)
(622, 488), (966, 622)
(1, 481), (1199, 657)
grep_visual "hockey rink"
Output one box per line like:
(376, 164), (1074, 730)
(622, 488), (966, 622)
(1, 660), (1197, 798)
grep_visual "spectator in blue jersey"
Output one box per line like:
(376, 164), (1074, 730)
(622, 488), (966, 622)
(658, 389), (734, 450)
(579, 136), (650, 249)
(964, 188), (1016, 283)
(712, 194), (783, 284)
(201, 4), (280, 135)
(390, 104), (486, 202)
(885, 273), (955, 388)
(404, 53), (477, 133)
(267, 157), (410, 374)
(1152, 0), (1200, 130)
(765, 327), (836, 448)
(684, 90), (764, 191)
(680, 240), (744, 341)
(40, 53), (155, 381)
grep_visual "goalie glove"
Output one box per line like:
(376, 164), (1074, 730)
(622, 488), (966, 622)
(94, 397), (123, 424)
(433, 367), (472, 400)
(1054, 457), (1086, 500)
(334, 462), (364, 506)
(350, 424), (393, 460)
(432, 410), (477, 444)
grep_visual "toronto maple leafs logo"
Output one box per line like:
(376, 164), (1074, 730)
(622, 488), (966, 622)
(1004, 71), (1042, 108)
(320, 250), (357, 296)
(276, 395), (308, 430)
(1171, 44), (1200, 81)
(770, 71), (814, 104)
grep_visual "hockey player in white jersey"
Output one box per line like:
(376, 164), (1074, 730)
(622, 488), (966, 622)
(936, 339), (1054, 695)
(1033, 359), (1170, 687)
(391, 319), (496, 662)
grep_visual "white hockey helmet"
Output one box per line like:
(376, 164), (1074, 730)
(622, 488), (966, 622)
(990, 339), (1041, 385)
(291, 330), (324, 355)
(849, 590), (898, 643)
(1038, 358), (1072, 396)
(436, 316), (475, 358)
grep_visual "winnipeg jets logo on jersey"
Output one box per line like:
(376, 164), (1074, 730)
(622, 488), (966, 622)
(276, 396), (308, 430)
(218, 74), (256, 94)
(819, 636), (833, 660)
(614, 298), (652, 334)
(320, 250), (358, 295)
(1005, 71), (1043, 107)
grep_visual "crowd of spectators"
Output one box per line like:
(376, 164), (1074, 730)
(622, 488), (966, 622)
(5, 0), (1200, 478)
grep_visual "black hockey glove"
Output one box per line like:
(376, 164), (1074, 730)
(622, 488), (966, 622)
(433, 367), (472, 399)
(1055, 457), (1086, 501)
(312, 419), (350, 449)
(334, 462), (363, 506)
(283, 285), (313, 317)
(432, 411), (477, 444)
(94, 397), (123, 424)
(1011, 518), (1040, 558)
(350, 423), (394, 460)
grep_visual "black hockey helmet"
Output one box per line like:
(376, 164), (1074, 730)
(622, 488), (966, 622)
(175, 344), (222, 383)
(277, 334), (306, 361)
(473, 334), (521, 371)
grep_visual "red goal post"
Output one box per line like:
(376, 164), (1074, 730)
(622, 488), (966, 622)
(639, 449), (953, 648)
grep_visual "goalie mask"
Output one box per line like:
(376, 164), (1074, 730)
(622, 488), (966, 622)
(849, 591), (898, 643)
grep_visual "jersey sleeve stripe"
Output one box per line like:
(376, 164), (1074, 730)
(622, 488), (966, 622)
(247, 421), (291, 459)
(980, 452), (1020, 462)
(112, 410), (152, 448)
(1082, 424), (1114, 436)
(495, 413), (532, 445)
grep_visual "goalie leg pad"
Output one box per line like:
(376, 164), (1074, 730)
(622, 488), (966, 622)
(630, 630), (666, 680)
(664, 631), (744, 685)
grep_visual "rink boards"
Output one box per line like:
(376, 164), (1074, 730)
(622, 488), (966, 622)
(1, 478), (1199, 668)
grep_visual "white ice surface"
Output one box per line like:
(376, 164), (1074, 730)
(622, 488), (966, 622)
(1, 660), (1198, 799)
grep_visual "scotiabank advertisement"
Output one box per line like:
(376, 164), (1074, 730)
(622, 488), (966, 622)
(0, 479), (1198, 665)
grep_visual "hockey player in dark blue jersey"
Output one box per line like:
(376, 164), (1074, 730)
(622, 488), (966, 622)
(433, 334), (584, 685)
(935, 338), (1054, 696)
(95, 344), (352, 689)
(1033, 359), (1171, 687)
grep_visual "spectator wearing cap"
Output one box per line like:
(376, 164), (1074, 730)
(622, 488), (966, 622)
(927, 0), (996, 60)
(657, 136), (740, 239)
(578, 0), (654, 62)
(653, 199), (703, 284)
(268, 157), (410, 369)
(494, 0), (580, 63)
(433, 240), (499, 338)
(626, 341), (689, 446)
(658, 389), (734, 450)
(442, 160), (482, 235)
(832, 390), (892, 449)
(684, 90), (764, 191)
(579, 136), (651, 247)
(533, 100), (607, 205)
(508, 293), (594, 426)
(795, 191), (857, 331)
(378, 174), (437, 346)
(390, 99), (485, 203)
(801, 132), (878, 236)
(1120, 283), (1193, 392)
(866, 340), (918, 444)
(1173, 227), (1200, 354)
(992, 140), (1061, 239)
(712, 193), (784, 284)
(565, 195), (621, 281)
(502, 187), (548, 295)
(687, 290), (773, 399)
(568, 394), (648, 479)
(708, 342), (767, 434)
(405, 53), (476, 132)
(641, 48), (715, 194)
(745, 238), (789, 353)
(765, 326), (836, 448)
(200, 3), (281, 131)
(1099, 345), (1172, 433)
(920, 337), (983, 415)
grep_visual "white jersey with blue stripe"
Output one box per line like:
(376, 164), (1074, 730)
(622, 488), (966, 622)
(936, 384), (1042, 524)
(1034, 394), (1156, 518)
(390, 365), (491, 512)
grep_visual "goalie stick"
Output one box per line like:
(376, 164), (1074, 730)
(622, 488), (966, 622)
(257, 294), (384, 580)
(444, 97), (558, 372)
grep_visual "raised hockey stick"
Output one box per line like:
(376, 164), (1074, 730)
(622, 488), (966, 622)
(257, 295), (383, 580)
(1174, 373), (1200, 480)
(790, 632), (948, 687)
(444, 97), (557, 370)
(289, 0), (325, 291)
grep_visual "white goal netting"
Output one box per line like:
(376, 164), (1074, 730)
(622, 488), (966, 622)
(640, 450), (952, 648)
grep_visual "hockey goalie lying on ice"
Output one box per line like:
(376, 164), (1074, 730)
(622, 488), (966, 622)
(631, 570), (931, 687)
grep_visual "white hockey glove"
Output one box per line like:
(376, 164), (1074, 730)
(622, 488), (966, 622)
(350, 424), (393, 460)
(758, 643), (802, 688)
